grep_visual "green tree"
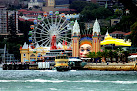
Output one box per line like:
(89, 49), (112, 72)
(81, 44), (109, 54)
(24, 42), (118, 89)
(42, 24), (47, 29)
(101, 49), (109, 62)
(80, 7), (113, 22)
(92, 7), (113, 19)
(130, 22), (137, 46)
(108, 15), (136, 33)
(69, 1), (98, 13)
(114, 9), (123, 17)
(113, 50), (118, 63)
(117, 47), (124, 62)
(122, 51), (129, 63)
(86, 52), (98, 62)
(119, 0), (137, 16)
(18, 20), (33, 44)
(108, 50), (114, 63)
(96, 51), (103, 62)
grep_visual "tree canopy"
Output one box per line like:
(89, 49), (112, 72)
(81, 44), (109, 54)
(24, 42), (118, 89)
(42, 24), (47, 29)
(69, 1), (98, 13)
(80, 7), (113, 22)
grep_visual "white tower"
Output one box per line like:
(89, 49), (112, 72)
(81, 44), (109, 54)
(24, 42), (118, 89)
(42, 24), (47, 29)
(72, 20), (80, 57)
(92, 19), (101, 53)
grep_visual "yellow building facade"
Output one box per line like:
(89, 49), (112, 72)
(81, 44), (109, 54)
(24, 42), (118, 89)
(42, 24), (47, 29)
(20, 43), (49, 62)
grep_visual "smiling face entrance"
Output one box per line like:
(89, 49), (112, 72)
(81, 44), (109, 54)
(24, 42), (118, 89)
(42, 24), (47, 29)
(80, 44), (92, 57)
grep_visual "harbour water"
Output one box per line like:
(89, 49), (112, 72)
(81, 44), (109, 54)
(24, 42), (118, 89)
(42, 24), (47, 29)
(0, 68), (137, 91)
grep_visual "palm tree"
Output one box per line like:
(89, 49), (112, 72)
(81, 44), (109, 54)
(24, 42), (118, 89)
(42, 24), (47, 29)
(96, 51), (103, 62)
(113, 50), (119, 63)
(101, 49), (109, 62)
(122, 51), (129, 63)
(117, 47), (124, 62)
(86, 52), (98, 63)
(108, 50), (114, 63)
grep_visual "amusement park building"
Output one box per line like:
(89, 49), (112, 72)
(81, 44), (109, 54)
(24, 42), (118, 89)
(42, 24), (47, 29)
(20, 19), (101, 62)
(28, 0), (45, 9)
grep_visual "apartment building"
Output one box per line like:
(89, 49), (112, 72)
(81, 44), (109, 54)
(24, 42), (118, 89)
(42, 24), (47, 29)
(0, 6), (7, 34)
(0, 6), (18, 35)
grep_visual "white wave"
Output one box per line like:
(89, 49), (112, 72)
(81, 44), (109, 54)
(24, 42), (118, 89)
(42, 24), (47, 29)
(26, 79), (65, 83)
(111, 81), (137, 84)
(49, 88), (58, 90)
(0, 79), (137, 84)
(0, 80), (24, 82)
(36, 70), (57, 72)
(70, 70), (77, 72)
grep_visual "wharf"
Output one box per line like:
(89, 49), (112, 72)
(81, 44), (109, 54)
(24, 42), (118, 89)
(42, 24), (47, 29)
(2, 63), (53, 70)
(84, 62), (137, 71)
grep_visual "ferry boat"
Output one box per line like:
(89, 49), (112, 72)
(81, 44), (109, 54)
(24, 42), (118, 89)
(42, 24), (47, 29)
(55, 54), (69, 71)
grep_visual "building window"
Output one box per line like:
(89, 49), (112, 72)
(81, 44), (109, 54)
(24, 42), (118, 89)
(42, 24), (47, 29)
(30, 54), (36, 57)
(23, 53), (26, 57)
(114, 21), (118, 23)
(94, 32), (97, 36)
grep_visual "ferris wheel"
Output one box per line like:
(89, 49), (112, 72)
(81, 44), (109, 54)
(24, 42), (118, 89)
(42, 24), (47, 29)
(29, 11), (74, 47)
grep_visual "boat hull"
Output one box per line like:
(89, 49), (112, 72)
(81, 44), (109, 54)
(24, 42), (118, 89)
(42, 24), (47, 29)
(56, 66), (69, 71)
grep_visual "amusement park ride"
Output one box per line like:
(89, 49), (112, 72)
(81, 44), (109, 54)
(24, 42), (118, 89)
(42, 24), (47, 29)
(28, 11), (73, 50)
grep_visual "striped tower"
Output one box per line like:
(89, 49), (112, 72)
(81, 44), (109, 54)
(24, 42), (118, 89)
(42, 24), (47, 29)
(72, 20), (80, 57)
(92, 19), (101, 53)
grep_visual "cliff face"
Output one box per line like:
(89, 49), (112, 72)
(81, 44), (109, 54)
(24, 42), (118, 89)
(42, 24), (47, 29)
(84, 63), (137, 71)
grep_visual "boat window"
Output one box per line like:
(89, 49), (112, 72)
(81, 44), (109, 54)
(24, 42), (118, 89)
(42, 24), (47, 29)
(61, 56), (64, 59)
(57, 61), (67, 63)
(58, 56), (60, 59)
(65, 56), (67, 59)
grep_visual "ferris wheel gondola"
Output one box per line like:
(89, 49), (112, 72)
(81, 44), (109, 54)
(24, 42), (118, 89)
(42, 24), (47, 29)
(29, 11), (74, 47)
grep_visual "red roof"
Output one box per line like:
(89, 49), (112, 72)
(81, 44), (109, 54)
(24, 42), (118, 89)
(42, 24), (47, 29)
(26, 15), (38, 17)
(26, 11), (36, 13)
(37, 11), (44, 13)
(19, 18), (25, 21)
(18, 9), (27, 12)
(22, 12), (29, 14)
(124, 31), (132, 35)
(110, 31), (126, 35)
(57, 8), (76, 12)
(27, 19), (35, 22)
(26, 11), (44, 14)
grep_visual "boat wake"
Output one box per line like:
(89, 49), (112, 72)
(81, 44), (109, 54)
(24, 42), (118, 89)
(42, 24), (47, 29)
(0, 79), (137, 84)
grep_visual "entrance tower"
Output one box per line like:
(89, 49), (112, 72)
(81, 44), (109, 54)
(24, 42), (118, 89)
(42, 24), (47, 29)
(72, 20), (80, 57)
(92, 19), (101, 53)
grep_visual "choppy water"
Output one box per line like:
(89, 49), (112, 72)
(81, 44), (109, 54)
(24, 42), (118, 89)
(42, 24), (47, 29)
(0, 68), (137, 91)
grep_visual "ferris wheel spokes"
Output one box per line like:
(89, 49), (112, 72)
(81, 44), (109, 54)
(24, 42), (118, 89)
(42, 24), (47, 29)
(35, 27), (49, 34)
(57, 18), (67, 32)
(59, 28), (70, 34)
(51, 15), (53, 25)
(58, 35), (72, 40)
(35, 37), (49, 44)
(55, 15), (58, 26)
(42, 20), (50, 30)
(45, 39), (51, 47)
(37, 22), (49, 32)
(56, 16), (63, 30)
(41, 16), (50, 30)
(33, 32), (49, 36)
(46, 16), (51, 28)
(29, 11), (72, 47)
(40, 38), (50, 46)
(58, 24), (69, 33)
